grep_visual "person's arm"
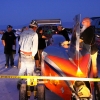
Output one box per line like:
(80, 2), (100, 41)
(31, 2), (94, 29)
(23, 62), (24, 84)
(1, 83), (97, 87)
(31, 33), (38, 58)
(2, 40), (5, 46)
(62, 29), (70, 41)
(42, 35), (47, 39)
(1, 33), (6, 46)
(79, 39), (83, 43)
(38, 33), (47, 39)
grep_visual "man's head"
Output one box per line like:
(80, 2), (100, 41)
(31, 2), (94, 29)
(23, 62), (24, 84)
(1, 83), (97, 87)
(57, 25), (63, 31)
(29, 20), (38, 32)
(7, 25), (13, 32)
(82, 17), (91, 28)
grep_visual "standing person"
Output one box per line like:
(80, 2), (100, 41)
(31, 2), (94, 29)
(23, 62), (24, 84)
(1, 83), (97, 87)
(80, 17), (98, 78)
(18, 20), (38, 76)
(57, 25), (70, 41)
(1, 25), (16, 68)
(34, 27), (47, 74)
(37, 27), (47, 68)
(80, 17), (98, 91)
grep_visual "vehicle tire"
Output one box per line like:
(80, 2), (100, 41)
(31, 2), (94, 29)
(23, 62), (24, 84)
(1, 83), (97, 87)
(37, 85), (45, 100)
(19, 84), (28, 100)
(71, 96), (76, 100)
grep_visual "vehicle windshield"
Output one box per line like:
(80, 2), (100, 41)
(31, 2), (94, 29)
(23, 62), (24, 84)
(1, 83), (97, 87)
(68, 14), (91, 60)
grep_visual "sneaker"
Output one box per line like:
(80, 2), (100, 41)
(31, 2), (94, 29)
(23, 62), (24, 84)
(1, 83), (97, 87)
(35, 67), (41, 76)
(12, 65), (17, 68)
(5, 66), (8, 68)
(36, 67), (41, 72)
(13, 66), (17, 68)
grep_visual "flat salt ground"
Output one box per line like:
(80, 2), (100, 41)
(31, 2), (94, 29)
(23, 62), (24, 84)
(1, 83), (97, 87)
(0, 35), (62, 100)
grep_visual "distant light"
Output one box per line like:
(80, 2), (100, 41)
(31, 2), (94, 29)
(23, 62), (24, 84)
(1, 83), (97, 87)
(55, 31), (58, 34)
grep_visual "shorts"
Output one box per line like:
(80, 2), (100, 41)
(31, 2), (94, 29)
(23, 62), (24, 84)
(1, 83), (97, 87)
(34, 51), (39, 60)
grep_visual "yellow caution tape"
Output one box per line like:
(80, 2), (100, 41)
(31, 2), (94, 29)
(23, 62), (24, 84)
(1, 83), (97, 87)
(0, 75), (20, 79)
(0, 75), (100, 82)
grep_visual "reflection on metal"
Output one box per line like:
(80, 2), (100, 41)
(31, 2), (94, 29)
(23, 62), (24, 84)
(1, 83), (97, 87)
(76, 67), (83, 77)
(61, 87), (64, 93)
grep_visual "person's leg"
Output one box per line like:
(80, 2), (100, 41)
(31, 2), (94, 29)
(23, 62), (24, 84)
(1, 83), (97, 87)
(18, 53), (21, 69)
(12, 53), (15, 66)
(38, 49), (43, 67)
(9, 53), (14, 67)
(26, 56), (35, 75)
(5, 54), (9, 68)
(91, 52), (98, 77)
(18, 54), (27, 75)
(17, 54), (27, 90)
(34, 51), (41, 75)
(34, 51), (40, 68)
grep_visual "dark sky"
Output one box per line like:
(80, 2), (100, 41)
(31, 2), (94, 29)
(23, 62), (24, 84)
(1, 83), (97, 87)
(0, 0), (100, 28)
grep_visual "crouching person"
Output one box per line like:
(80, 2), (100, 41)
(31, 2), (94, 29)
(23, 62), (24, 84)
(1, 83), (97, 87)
(17, 20), (38, 89)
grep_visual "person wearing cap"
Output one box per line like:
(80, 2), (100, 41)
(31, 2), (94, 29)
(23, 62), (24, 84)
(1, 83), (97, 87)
(17, 20), (38, 89)
(1, 25), (16, 68)
(18, 20), (38, 76)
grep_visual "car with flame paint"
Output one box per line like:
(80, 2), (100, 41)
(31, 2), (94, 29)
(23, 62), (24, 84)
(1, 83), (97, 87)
(40, 14), (100, 100)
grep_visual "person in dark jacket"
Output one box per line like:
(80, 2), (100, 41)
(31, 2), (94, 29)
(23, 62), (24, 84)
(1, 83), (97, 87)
(80, 17), (98, 78)
(80, 17), (98, 91)
(1, 25), (16, 68)
(57, 25), (70, 41)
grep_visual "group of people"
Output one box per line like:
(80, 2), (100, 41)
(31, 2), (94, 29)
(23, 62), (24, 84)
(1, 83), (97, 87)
(1, 20), (70, 73)
(1, 17), (99, 97)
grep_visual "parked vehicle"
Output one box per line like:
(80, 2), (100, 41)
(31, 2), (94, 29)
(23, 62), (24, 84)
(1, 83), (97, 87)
(18, 15), (100, 100)
(41, 14), (99, 100)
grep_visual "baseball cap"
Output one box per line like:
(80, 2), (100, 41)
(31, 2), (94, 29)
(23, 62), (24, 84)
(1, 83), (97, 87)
(29, 20), (38, 27)
(7, 25), (13, 28)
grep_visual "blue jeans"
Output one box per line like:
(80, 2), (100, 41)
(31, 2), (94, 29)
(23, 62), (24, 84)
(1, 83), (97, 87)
(5, 54), (14, 67)
(18, 54), (35, 76)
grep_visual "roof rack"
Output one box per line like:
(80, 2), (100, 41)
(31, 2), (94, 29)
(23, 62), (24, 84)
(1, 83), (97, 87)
(35, 19), (61, 25)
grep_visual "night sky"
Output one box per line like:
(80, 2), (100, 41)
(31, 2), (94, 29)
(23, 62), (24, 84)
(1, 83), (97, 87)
(0, 0), (100, 28)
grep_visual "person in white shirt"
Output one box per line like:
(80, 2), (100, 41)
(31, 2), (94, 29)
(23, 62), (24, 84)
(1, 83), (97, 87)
(18, 20), (38, 76)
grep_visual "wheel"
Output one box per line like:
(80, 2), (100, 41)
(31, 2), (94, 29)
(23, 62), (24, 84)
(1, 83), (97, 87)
(37, 85), (45, 100)
(19, 84), (28, 100)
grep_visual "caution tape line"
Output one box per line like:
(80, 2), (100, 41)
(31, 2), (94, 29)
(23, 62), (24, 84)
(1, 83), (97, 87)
(0, 75), (100, 81)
